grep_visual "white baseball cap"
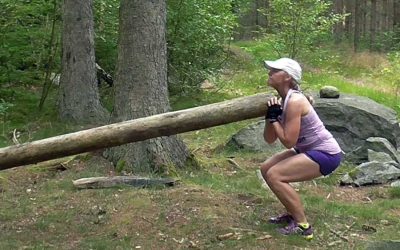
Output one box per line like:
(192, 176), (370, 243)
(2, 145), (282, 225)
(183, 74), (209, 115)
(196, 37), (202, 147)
(264, 58), (302, 84)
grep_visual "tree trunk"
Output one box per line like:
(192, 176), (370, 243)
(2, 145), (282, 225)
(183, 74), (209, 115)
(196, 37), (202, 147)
(106, 0), (189, 173)
(394, 0), (400, 28)
(361, 0), (367, 39)
(354, 0), (361, 52)
(387, 0), (394, 31)
(59, 0), (108, 124)
(382, 0), (388, 31)
(334, 0), (344, 44)
(344, 0), (355, 40)
(0, 93), (271, 170)
(370, 0), (377, 50)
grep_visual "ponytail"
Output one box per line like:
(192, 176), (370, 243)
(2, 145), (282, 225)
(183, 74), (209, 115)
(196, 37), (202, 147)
(291, 80), (314, 105)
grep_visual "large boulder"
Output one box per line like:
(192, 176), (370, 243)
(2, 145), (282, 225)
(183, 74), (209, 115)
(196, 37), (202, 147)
(314, 94), (400, 154)
(227, 120), (285, 153)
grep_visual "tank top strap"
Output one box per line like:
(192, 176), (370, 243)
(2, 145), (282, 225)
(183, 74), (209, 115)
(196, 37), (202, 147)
(282, 88), (301, 113)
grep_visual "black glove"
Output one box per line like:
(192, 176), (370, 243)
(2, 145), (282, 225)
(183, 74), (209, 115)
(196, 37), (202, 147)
(266, 104), (282, 123)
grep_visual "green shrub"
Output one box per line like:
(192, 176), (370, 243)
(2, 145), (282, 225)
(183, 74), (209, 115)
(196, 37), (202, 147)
(261, 0), (345, 58)
(167, 0), (249, 94)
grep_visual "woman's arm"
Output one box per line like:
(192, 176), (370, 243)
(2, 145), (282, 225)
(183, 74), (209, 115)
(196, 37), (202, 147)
(264, 122), (277, 144)
(271, 95), (305, 148)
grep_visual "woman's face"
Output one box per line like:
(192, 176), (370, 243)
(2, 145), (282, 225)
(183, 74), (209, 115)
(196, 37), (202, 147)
(267, 68), (290, 88)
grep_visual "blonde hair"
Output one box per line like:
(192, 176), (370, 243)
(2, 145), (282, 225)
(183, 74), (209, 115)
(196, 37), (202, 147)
(290, 80), (314, 105)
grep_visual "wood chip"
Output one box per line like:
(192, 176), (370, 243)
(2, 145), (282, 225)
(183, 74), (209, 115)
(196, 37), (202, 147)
(217, 232), (236, 241)
(256, 234), (272, 240)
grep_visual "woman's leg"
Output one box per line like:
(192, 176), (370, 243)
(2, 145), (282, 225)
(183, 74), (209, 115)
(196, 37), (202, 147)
(260, 149), (297, 180)
(264, 153), (322, 223)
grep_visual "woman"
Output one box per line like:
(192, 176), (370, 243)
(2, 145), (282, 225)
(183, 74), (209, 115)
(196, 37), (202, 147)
(260, 58), (342, 240)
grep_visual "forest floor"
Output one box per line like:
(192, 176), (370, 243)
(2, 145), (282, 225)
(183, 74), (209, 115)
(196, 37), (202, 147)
(1, 137), (399, 249)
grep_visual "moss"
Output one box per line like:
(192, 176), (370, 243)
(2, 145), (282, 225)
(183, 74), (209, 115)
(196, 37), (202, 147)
(115, 159), (126, 174)
(348, 168), (360, 179)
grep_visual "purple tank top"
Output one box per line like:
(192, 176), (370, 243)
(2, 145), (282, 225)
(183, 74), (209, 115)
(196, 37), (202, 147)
(280, 89), (342, 154)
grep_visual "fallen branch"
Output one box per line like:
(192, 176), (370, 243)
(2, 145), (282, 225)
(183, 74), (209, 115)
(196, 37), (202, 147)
(229, 227), (266, 234)
(227, 158), (243, 170)
(73, 176), (178, 189)
(340, 222), (356, 237)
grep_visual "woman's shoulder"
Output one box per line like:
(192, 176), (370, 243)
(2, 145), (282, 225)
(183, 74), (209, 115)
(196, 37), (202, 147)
(287, 92), (312, 115)
(288, 91), (307, 103)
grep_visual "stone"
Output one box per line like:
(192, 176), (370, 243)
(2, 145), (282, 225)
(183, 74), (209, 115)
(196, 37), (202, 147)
(390, 180), (400, 187)
(319, 85), (340, 98)
(366, 138), (400, 164)
(368, 149), (394, 163)
(348, 161), (400, 186)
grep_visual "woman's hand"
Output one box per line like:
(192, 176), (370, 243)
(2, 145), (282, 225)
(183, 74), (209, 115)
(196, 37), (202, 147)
(266, 97), (282, 123)
(267, 97), (281, 107)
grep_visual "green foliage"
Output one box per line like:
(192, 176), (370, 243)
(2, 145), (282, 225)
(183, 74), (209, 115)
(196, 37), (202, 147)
(115, 159), (126, 174)
(373, 26), (400, 52)
(0, 0), (61, 85)
(167, 0), (249, 94)
(384, 52), (400, 103)
(262, 0), (344, 58)
(93, 0), (119, 74)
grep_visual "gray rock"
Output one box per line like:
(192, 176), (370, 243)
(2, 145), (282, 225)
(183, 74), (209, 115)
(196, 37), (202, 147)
(314, 94), (400, 155)
(339, 174), (354, 185)
(319, 85), (340, 98)
(349, 161), (400, 186)
(348, 139), (400, 165)
(390, 180), (400, 187)
(227, 120), (285, 153)
(368, 149), (394, 163)
(366, 138), (400, 164)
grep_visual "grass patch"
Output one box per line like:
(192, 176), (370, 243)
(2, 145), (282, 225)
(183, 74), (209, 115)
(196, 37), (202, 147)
(389, 187), (400, 199)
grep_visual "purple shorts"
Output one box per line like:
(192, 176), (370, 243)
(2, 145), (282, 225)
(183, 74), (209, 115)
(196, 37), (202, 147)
(296, 149), (343, 176)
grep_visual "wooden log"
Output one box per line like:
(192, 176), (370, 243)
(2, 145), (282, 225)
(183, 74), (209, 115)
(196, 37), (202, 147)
(0, 93), (271, 170)
(72, 176), (177, 189)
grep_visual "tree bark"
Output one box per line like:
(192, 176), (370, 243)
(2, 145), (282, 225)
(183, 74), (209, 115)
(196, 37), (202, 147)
(370, 0), (377, 50)
(344, 0), (355, 40)
(334, 0), (344, 44)
(354, 0), (361, 52)
(361, 0), (367, 39)
(104, 0), (190, 173)
(59, 0), (108, 124)
(0, 93), (271, 170)
(382, 0), (389, 31)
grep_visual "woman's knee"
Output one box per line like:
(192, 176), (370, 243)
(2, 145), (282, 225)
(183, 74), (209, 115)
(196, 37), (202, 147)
(260, 162), (273, 180)
(265, 168), (281, 185)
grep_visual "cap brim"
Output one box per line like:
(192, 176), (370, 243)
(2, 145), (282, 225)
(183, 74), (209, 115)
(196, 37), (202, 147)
(264, 60), (283, 70)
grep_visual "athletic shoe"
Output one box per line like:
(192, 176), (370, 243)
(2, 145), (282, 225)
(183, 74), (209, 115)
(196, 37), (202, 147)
(277, 220), (314, 240)
(268, 213), (294, 224)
